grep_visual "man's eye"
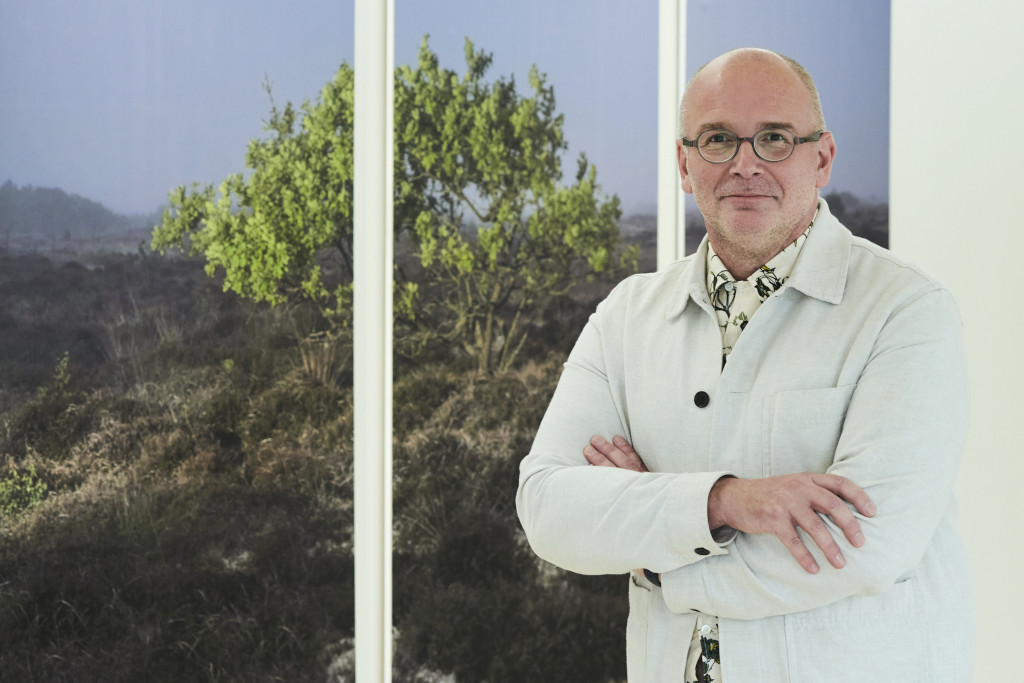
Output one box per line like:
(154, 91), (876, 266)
(759, 130), (791, 144)
(704, 132), (733, 145)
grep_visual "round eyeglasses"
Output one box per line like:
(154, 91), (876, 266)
(680, 128), (824, 163)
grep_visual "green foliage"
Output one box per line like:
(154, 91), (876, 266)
(152, 37), (632, 375)
(152, 70), (355, 331)
(395, 37), (634, 373)
(0, 464), (47, 515)
(38, 351), (71, 401)
(4, 351), (99, 462)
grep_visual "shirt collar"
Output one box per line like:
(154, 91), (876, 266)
(704, 201), (819, 305)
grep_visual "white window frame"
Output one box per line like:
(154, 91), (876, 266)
(349, 2), (685, 679)
(353, 1), (394, 681)
(657, 0), (688, 268)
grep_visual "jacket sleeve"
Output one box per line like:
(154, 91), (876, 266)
(659, 288), (969, 619)
(516, 285), (733, 576)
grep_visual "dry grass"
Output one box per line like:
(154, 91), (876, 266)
(0, 252), (354, 682)
(0, 248), (627, 682)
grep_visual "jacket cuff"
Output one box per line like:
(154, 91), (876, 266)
(661, 471), (735, 565)
(658, 472), (736, 612)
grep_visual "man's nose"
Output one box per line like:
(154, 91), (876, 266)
(729, 138), (764, 177)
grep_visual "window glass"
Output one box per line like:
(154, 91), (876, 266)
(391, 1), (655, 679)
(684, 0), (891, 252)
(0, 1), (356, 679)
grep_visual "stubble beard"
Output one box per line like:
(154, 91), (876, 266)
(700, 180), (816, 278)
(705, 214), (800, 278)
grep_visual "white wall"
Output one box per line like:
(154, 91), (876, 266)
(891, 1), (1024, 679)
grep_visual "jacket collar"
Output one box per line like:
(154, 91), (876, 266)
(666, 196), (851, 320)
(780, 197), (850, 305)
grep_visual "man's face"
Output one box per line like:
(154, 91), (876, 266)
(677, 53), (836, 270)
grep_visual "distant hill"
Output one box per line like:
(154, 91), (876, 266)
(0, 180), (159, 238)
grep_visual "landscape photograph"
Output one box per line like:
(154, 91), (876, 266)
(0, 1), (889, 680)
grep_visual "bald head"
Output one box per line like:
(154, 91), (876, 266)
(679, 48), (826, 137)
(673, 47), (836, 279)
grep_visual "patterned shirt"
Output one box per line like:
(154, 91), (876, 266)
(685, 203), (819, 683)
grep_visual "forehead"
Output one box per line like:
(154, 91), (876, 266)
(684, 55), (813, 133)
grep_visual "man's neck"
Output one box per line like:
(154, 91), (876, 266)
(712, 251), (774, 281)
(708, 235), (801, 280)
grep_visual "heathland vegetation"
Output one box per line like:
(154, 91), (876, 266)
(0, 245), (630, 681)
(0, 38), (635, 682)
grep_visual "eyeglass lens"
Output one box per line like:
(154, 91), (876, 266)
(699, 129), (795, 162)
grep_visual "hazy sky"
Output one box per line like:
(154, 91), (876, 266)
(687, 0), (890, 206)
(0, 0), (888, 216)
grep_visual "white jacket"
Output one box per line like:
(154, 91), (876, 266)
(517, 200), (973, 681)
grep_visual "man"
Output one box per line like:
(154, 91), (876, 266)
(516, 48), (972, 682)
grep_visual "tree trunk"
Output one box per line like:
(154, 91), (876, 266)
(477, 308), (494, 375)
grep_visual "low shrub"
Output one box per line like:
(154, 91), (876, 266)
(391, 348), (628, 681)
(0, 463), (47, 515)
(0, 247), (628, 680)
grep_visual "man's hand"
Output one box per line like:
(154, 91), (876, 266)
(585, 434), (876, 575)
(583, 435), (648, 472)
(708, 474), (876, 574)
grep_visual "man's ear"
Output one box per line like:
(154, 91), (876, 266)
(677, 139), (693, 194)
(814, 131), (837, 189)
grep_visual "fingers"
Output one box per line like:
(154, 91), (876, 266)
(727, 473), (875, 574)
(815, 490), (865, 553)
(610, 435), (646, 469)
(794, 474), (882, 572)
(779, 524), (821, 574)
(787, 485), (868, 571)
(812, 473), (876, 518)
(582, 442), (614, 467)
(810, 474), (873, 549)
(793, 505), (844, 571)
(776, 500), (848, 574)
(583, 435), (648, 472)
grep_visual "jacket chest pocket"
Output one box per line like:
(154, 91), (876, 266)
(762, 385), (856, 475)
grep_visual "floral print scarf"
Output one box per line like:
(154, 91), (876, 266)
(686, 203), (819, 682)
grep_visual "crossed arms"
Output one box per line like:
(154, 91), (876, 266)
(584, 434), (874, 575)
(516, 284), (968, 620)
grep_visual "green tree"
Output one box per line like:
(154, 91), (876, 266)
(395, 38), (632, 374)
(152, 69), (355, 332)
(153, 38), (631, 374)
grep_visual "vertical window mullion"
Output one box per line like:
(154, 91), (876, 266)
(657, 0), (687, 269)
(353, 0), (394, 681)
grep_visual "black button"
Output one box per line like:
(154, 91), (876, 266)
(693, 391), (710, 408)
(695, 547), (710, 556)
